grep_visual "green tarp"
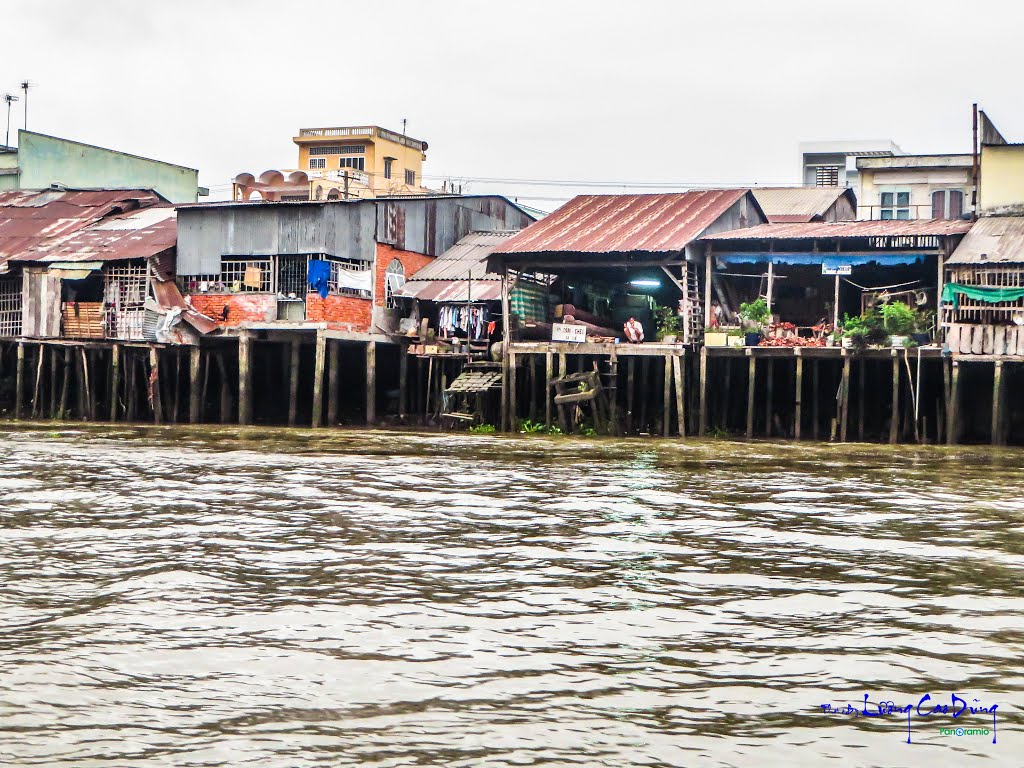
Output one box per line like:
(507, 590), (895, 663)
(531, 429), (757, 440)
(941, 282), (1024, 309)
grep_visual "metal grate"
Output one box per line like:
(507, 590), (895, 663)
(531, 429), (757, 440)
(221, 259), (273, 292)
(277, 254), (310, 297)
(329, 257), (372, 298)
(104, 263), (148, 340)
(815, 166), (839, 187)
(0, 277), (22, 337)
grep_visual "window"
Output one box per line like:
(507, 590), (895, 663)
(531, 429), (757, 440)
(219, 259), (273, 292)
(384, 157), (394, 179)
(815, 166), (839, 186)
(329, 258), (373, 298)
(932, 189), (965, 220)
(309, 157), (326, 170)
(309, 144), (365, 156)
(879, 188), (911, 220)
(0, 277), (22, 337)
(385, 259), (405, 309)
(338, 157), (365, 171)
(405, 169), (416, 185)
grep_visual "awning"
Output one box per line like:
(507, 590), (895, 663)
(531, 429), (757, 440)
(716, 253), (924, 267)
(47, 261), (103, 280)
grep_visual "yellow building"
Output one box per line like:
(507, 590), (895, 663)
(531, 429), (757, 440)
(292, 125), (430, 199)
(980, 143), (1024, 215)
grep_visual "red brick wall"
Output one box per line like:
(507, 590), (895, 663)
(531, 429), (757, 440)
(188, 294), (276, 326)
(376, 244), (434, 306)
(306, 293), (372, 331)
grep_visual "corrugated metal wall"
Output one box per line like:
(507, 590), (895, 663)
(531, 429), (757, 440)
(177, 197), (533, 276)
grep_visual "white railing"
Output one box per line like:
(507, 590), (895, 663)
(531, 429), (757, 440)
(299, 127), (374, 138)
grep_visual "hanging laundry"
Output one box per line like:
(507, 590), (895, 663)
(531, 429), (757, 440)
(307, 259), (331, 299)
(243, 265), (263, 290)
(437, 304), (489, 340)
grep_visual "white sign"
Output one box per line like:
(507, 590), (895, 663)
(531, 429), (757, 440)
(822, 264), (852, 276)
(552, 322), (587, 343)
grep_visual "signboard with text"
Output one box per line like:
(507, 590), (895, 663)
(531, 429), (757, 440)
(822, 264), (852, 276)
(552, 323), (587, 343)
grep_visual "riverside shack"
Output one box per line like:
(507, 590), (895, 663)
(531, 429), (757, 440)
(487, 190), (767, 436)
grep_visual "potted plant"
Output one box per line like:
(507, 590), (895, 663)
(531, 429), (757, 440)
(726, 327), (744, 347)
(704, 326), (728, 347)
(655, 306), (682, 343)
(739, 298), (770, 346)
(880, 301), (915, 348)
(911, 309), (934, 346)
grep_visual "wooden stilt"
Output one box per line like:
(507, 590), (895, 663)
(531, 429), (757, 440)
(947, 360), (960, 445)
(366, 341), (376, 425)
(311, 330), (326, 428)
(217, 352), (231, 424)
(625, 357), (635, 434)
(110, 344), (121, 422)
(149, 347), (161, 425)
(171, 351), (181, 424)
(673, 352), (685, 437)
(544, 350), (553, 429)
(74, 348), (85, 421)
(889, 352), (899, 444)
(238, 333), (252, 426)
(609, 350), (620, 436)
(857, 358), (866, 441)
(839, 353), (851, 442)
(424, 357), (434, 423)
(288, 339), (300, 426)
(662, 354), (672, 437)
(698, 346), (708, 436)
(327, 340), (339, 426)
(200, 349), (210, 423)
(528, 355), (537, 422)
(189, 346), (201, 424)
(398, 346), (408, 421)
(14, 341), (24, 420)
(32, 343), (44, 418)
(765, 358), (774, 437)
(745, 352), (756, 438)
(47, 345), (58, 419)
(509, 352), (518, 428)
(992, 360), (1005, 446)
(811, 358), (820, 441)
(125, 352), (135, 422)
(638, 356), (650, 433)
(794, 350), (803, 441)
(721, 356), (732, 432)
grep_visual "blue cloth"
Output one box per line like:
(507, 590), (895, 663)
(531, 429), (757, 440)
(717, 252), (923, 267)
(308, 259), (331, 299)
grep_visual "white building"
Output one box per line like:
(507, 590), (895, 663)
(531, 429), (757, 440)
(855, 154), (973, 221)
(799, 140), (903, 190)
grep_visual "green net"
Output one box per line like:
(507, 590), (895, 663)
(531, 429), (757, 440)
(941, 282), (1024, 309)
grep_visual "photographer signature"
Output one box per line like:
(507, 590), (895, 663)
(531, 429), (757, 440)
(819, 693), (999, 744)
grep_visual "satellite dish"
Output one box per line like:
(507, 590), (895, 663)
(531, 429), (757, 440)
(915, 291), (928, 306)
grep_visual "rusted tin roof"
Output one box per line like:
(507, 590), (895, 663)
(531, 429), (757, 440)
(494, 190), (752, 254)
(0, 188), (162, 264)
(947, 216), (1024, 264)
(11, 206), (176, 263)
(751, 187), (855, 223)
(400, 231), (513, 303)
(701, 219), (973, 241)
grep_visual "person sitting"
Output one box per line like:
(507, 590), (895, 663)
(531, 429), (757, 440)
(624, 317), (645, 343)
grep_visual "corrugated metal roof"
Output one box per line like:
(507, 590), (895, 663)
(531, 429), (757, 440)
(701, 219), (973, 241)
(400, 230), (513, 302)
(947, 216), (1024, 264)
(493, 190), (751, 254)
(0, 188), (162, 263)
(12, 206), (176, 263)
(751, 187), (853, 223)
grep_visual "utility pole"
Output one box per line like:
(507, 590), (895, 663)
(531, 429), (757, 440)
(4, 94), (18, 147)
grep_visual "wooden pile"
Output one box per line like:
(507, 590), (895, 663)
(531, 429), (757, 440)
(946, 323), (1024, 355)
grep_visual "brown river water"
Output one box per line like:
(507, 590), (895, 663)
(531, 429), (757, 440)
(0, 425), (1021, 766)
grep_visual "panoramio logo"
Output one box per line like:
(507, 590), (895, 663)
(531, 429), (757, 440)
(939, 727), (991, 737)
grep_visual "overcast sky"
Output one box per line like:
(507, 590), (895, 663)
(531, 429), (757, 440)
(3, 0), (1021, 207)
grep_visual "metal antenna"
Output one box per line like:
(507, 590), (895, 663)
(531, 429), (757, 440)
(4, 94), (18, 147)
(19, 80), (33, 131)
(401, 118), (407, 137)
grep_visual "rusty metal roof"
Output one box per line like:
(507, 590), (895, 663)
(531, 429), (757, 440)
(0, 188), (162, 264)
(493, 190), (752, 255)
(947, 216), (1024, 264)
(11, 206), (176, 263)
(400, 231), (513, 302)
(751, 187), (855, 223)
(701, 219), (973, 241)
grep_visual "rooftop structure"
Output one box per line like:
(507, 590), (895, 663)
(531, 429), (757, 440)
(799, 139), (903, 190)
(751, 187), (856, 223)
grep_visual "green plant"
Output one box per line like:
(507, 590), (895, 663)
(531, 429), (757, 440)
(880, 301), (915, 336)
(842, 310), (888, 345)
(914, 309), (936, 335)
(847, 330), (869, 350)
(517, 419), (547, 433)
(656, 306), (682, 338)
(739, 298), (770, 330)
(469, 423), (496, 434)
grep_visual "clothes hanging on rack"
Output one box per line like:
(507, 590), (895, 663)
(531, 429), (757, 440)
(438, 304), (489, 340)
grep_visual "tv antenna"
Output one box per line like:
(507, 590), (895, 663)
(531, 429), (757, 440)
(20, 80), (34, 131)
(4, 94), (18, 147)
(401, 118), (407, 137)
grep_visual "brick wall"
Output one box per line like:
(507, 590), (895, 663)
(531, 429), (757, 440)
(376, 244), (434, 306)
(188, 293), (276, 326)
(306, 293), (372, 331)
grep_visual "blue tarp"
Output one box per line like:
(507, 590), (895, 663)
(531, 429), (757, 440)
(716, 253), (924, 267)
(308, 259), (331, 299)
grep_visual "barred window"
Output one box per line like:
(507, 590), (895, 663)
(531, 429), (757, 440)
(815, 166), (839, 187)
(328, 257), (372, 298)
(0, 277), (22, 337)
(309, 157), (326, 170)
(404, 169), (416, 185)
(385, 259), (405, 309)
(338, 157), (365, 171)
(310, 144), (366, 156)
(220, 259), (273, 292)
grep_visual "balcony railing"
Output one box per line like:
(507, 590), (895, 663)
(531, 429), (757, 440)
(859, 204), (970, 221)
(297, 126), (426, 152)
